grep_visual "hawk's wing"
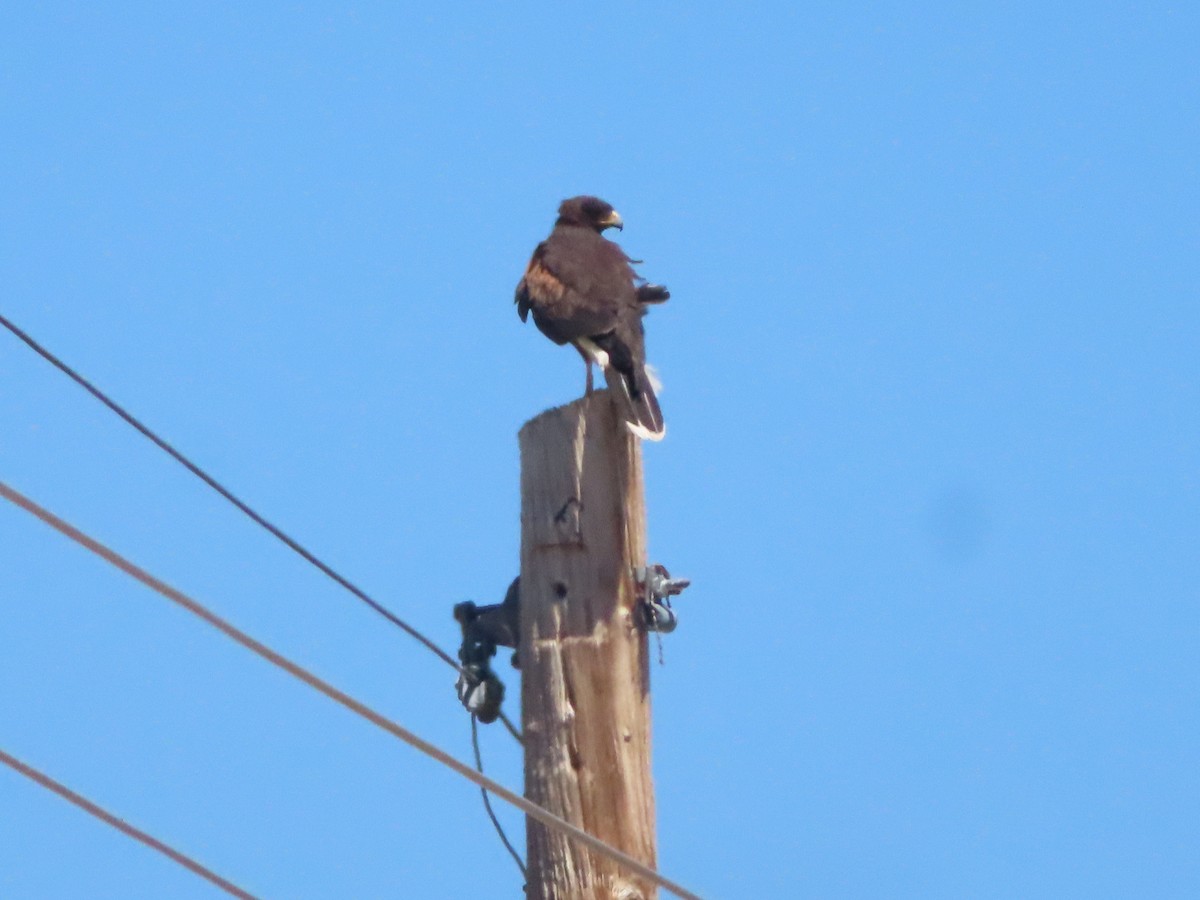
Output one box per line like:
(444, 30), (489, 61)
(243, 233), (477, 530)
(515, 231), (632, 344)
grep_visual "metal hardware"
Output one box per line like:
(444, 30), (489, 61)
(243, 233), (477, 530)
(634, 564), (691, 634)
(453, 578), (520, 723)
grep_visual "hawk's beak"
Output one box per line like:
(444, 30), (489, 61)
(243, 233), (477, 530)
(601, 210), (624, 231)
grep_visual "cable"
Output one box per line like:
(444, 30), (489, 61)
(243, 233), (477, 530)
(471, 715), (527, 882)
(497, 705), (522, 744)
(0, 312), (522, 744)
(0, 480), (701, 900)
(0, 746), (257, 899)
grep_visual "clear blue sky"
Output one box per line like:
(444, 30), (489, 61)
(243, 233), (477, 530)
(2, 3), (1196, 898)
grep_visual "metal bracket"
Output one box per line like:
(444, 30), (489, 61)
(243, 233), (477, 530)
(453, 578), (520, 724)
(634, 564), (691, 633)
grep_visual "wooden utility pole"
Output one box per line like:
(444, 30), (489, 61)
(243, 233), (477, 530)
(518, 392), (657, 900)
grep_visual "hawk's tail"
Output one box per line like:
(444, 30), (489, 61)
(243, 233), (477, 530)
(610, 364), (665, 442)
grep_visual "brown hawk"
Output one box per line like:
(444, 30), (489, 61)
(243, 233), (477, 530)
(515, 196), (669, 440)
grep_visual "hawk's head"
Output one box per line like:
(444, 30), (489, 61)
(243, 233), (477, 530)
(556, 195), (623, 232)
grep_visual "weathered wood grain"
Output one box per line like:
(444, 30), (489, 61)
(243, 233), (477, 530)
(519, 391), (656, 900)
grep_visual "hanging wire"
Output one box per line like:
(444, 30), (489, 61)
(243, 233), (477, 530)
(471, 714), (528, 883)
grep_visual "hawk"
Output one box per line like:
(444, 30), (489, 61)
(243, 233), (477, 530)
(515, 196), (669, 440)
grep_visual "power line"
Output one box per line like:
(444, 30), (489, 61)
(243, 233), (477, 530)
(0, 746), (257, 899)
(0, 311), (450, 662)
(471, 714), (527, 882)
(0, 480), (701, 900)
(0, 312), (521, 744)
